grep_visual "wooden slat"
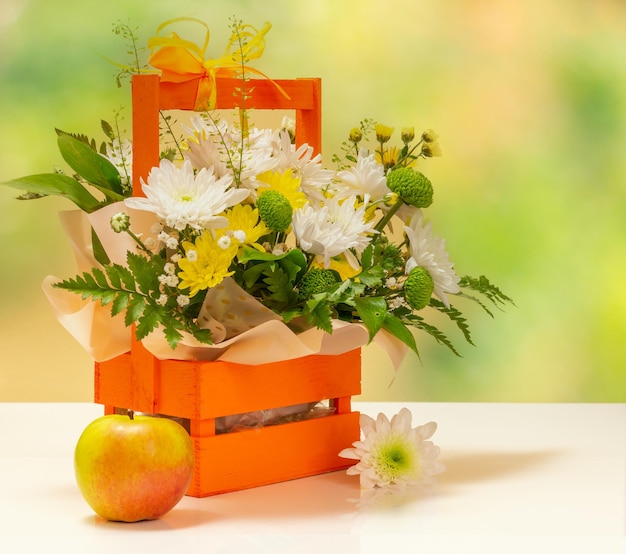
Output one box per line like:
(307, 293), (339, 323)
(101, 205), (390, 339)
(187, 412), (360, 497)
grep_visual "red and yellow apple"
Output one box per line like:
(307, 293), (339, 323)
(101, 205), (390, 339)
(74, 411), (194, 522)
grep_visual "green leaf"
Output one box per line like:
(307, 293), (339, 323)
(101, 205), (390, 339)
(356, 265), (385, 287)
(359, 245), (374, 271)
(92, 228), (111, 266)
(381, 313), (419, 357)
(116, 264), (136, 291)
(429, 298), (474, 345)
(239, 245), (306, 270)
(101, 120), (115, 141)
(406, 313), (461, 356)
(57, 134), (124, 199)
(162, 321), (184, 350)
(1, 174), (101, 212)
(92, 267), (109, 289)
(135, 303), (160, 340)
(111, 292), (131, 317)
(354, 296), (387, 342)
(304, 294), (333, 333)
(242, 260), (273, 288)
(459, 274), (514, 308)
(125, 296), (146, 327)
(126, 251), (160, 294)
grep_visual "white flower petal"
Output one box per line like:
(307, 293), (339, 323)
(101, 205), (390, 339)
(341, 408), (444, 490)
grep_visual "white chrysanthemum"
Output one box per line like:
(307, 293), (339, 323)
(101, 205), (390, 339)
(184, 116), (277, 190)
(404, 210), (460, 307)
(335, 149), (390, 203)
(339, 408), (445, 489)
(103, 138), (132, 186)
(292, 196), (376, 269)
(124, 159), (250, 231)
(272, 131), (335, 202)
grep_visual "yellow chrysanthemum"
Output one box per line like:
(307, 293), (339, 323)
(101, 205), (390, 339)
(221, 203), (269, 251)
(312, 254), (360, 281)
(375, 146), (399, 171)
(177, 231), (238, 297)
(255, 169), (307, 210)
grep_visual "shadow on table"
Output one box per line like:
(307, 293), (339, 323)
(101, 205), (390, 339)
(440, 449), (563, 484)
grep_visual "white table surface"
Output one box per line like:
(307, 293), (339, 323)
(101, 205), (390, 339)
(0, 402), (624, 553)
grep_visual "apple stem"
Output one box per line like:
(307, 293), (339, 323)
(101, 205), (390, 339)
(127, 409), (135, 420)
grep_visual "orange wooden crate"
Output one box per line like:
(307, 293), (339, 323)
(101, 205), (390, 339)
(94, 73), (361, 497)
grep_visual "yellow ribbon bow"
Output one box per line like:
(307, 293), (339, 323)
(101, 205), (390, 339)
(148, 17), (287, 110)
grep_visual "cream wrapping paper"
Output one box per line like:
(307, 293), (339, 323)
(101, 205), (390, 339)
(42, 203), (408, 367)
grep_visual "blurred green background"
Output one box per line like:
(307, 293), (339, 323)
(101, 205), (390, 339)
(1, 0), (625, 402)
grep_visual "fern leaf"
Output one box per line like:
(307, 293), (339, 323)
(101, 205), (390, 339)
(135, 303), (160, 341)
(410, 315), (462, 356)
(429, 298), (474, 346)
(124, 296), (146, 327)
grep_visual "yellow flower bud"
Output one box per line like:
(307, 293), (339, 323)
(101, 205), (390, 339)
(401, 127), (415, 144)
(375, 123), (394, 144)
(349, 127), (363, 144)
(421, 129), (439, 143)
(421, 141), (442, 157)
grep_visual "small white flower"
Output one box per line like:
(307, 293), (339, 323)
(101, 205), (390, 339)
(186, 249), (198, 262)
(385, 276), (398, 288)
(217, 235), (232, 249)
(233, 229), (246, 243)
(163, 262), (176, 275)
(404, 211), (460, 307)
(103, 138), (132, 185)
(144, 237), (158, 251)
(165, 237), (179, 250)
(156, 294), (168, 306)
(388, 296), (409, 310)
(339, 408), (445, 489)
(176, 294), (190, 307)
(158, 274), (179, 287)
(124, 159), (249, 231)
(169, 253), (182, 263)
(292, 196), (376, 269)
(272, 243), (288, 256)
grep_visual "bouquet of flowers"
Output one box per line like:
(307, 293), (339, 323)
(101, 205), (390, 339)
(2, 18), (511, 367)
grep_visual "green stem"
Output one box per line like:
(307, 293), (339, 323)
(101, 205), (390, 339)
(125, 229), (152, 255)
(391, 140), (423, 170)
(373, 198), (404, 235)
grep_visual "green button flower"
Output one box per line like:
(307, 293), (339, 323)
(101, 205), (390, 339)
(386, 167), (433, 208)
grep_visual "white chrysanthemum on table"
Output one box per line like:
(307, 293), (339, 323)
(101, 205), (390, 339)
(124, 159), (249, 231)
(404, 210), (461, 308)
(339, 407), (445, 489)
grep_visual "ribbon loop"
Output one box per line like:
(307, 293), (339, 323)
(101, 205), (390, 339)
(148, 18), (288, 110)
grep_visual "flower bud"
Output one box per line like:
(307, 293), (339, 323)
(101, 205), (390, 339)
(110, 212), (130, 233)
(349, 127), (363, 144)
(421, 129), (439, 143)
(401, 127), (415, 144)
(375, 123), (394, 144)
(421, 142), (442, 157)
